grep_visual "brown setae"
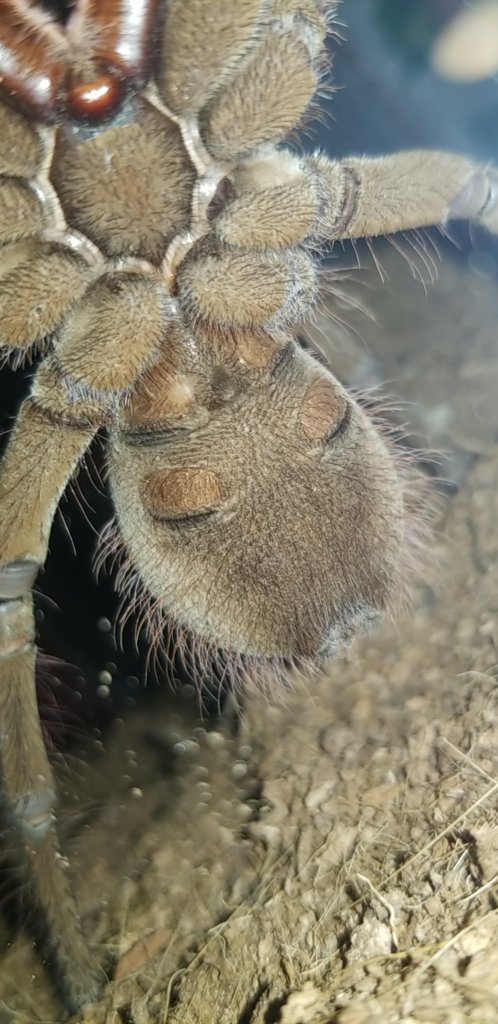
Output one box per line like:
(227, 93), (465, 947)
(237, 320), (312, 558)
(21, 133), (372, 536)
(0, 0), (497, 1012)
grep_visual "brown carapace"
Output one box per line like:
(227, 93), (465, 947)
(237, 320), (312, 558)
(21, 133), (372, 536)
(0, 0), (497, 1011)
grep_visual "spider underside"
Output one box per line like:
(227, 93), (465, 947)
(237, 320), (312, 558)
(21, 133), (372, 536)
(0, 0), (497, 1011)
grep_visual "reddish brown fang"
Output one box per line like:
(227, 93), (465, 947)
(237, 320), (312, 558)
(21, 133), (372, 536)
(66, 72), (125, 120)
(0, 0), (67, 117)
(67, 0), (159, 85)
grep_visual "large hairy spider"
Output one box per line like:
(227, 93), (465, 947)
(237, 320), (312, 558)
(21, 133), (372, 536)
(0, 0), (497, 1012)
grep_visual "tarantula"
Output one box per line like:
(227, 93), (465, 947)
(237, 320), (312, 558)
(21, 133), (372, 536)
(0, 0), (497, 1011)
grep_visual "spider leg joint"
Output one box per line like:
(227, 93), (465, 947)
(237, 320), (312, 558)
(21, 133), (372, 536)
(0, 561), (39, 600)
(448, 165), (498, 232)
(9, 788), (56, 844)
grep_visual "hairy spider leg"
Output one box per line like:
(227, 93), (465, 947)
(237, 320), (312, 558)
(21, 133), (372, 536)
(310, 150), (498, 241)
(0, 403), (103, 1011)
(0, 0), (170, 1009)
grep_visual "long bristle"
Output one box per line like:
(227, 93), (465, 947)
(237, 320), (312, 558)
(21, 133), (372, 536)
(350, 385), (443, 615)
(93, 517), (331, 704)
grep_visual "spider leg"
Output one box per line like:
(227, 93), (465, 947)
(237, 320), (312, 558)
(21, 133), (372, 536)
(310, 150), (498, 240)
(0, 266), (171, 1008)
(211, 147), (498, 265)
(0, 399), (103, 1011)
